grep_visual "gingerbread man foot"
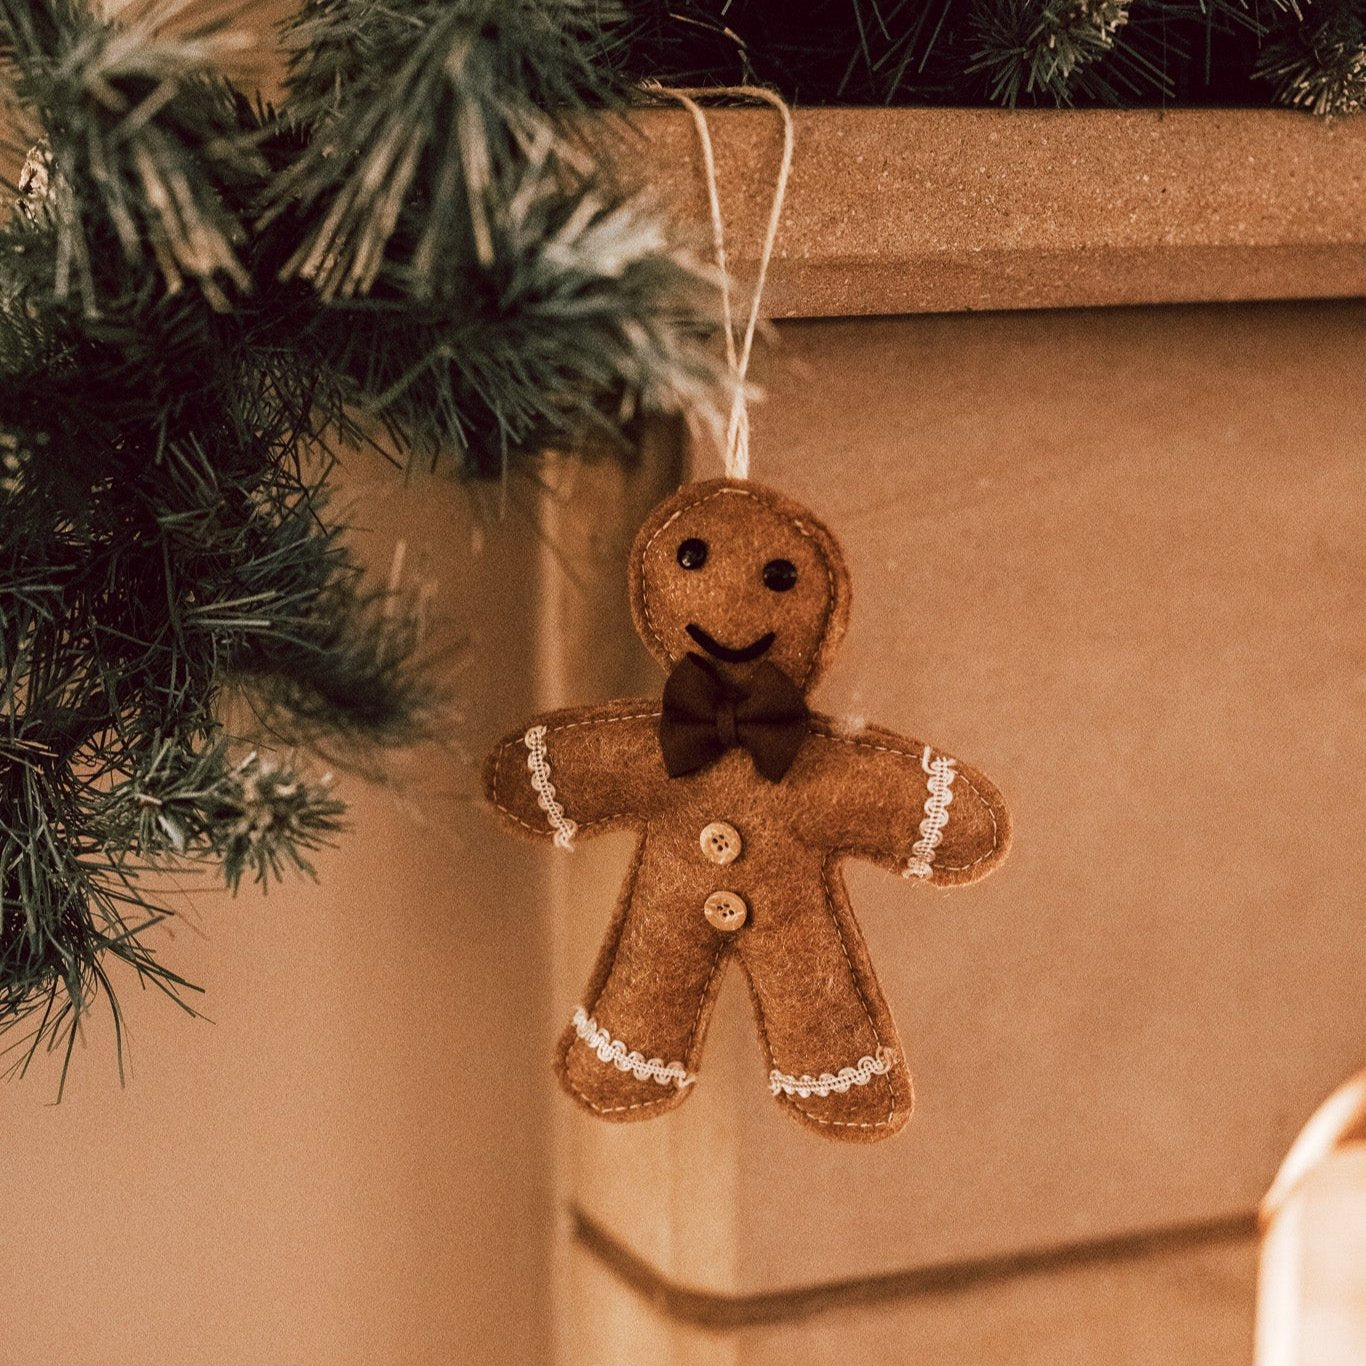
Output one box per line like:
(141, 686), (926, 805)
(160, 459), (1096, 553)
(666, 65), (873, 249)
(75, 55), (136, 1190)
(738, 884), (916, 1139)
(553, 880), (730, 1121)
(486, 479), (1011, 1143)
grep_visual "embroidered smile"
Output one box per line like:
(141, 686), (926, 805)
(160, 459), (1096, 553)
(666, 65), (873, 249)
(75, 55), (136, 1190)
(686, 624), (776, 663)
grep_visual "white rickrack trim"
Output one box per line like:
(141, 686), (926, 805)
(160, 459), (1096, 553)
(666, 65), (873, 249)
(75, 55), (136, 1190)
(523, 725), (577, 850)
(904, 745), (957, 879)
(769, 1047), (895, 1099)
(571, 1007), (695, 1089)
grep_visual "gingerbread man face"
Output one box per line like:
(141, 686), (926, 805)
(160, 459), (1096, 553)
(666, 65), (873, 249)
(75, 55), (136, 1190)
(486, 478), (1010, 1143)
(629, 481), (850, 689)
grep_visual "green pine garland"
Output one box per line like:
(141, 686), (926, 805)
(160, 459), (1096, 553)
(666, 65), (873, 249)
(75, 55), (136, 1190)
(1257, 0), (1366, 114)
(267, 0), (723, 468)
(0, 0), (723, 1084)
(966, 1), (1136, 107)
(616, 0), (1366, 111)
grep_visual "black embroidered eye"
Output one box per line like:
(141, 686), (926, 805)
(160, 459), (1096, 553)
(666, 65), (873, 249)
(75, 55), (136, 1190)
(762, 558), (798, 592)
(677, 538), (708, 570)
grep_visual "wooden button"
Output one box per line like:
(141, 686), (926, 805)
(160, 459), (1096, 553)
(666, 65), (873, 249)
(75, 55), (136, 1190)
(699, 821), (742, 865)
(704, 891), (748, 933)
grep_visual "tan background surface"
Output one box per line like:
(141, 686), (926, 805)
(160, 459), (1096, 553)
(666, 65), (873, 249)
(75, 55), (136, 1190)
(555, 298), (1366, 1349)
(0, 7), (1361, 1362)
(2, 299), (1355, 1365)
(0, 472), (558, 1365)
(564, 1230), (1258, 1366)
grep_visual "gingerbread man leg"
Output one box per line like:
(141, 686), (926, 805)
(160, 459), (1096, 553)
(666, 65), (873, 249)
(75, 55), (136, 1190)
(737, 866), (914, 1142)
(556, 852), (730, 1121)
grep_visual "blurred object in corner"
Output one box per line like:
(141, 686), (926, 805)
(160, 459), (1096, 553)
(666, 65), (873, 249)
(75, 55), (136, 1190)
(1257, 1071), (1366, 1366)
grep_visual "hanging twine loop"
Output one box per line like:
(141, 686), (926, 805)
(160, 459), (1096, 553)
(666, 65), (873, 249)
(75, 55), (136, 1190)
(647, 85), (794, 481)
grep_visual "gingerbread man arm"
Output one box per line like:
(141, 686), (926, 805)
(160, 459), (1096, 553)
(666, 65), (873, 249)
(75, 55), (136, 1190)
(483, 698), (665, 845)
(793, 718), (1011, 884)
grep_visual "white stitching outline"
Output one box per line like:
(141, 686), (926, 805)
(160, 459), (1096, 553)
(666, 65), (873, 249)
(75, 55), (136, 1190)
(571, 1007), (696, 1089)
(490, 709), (662, 838)
(905, 746), (957, 879)
(563, 838), (697, 1115)
(523, 725), (578, 850)
(491, 705), (999, 1130)
(810, 727), (1002, 873)
(770, 1047), (896, 1098)
(743, 912), (899, 1132)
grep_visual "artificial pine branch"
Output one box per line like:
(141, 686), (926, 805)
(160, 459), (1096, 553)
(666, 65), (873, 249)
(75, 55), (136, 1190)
(614, 0), (1356, 110)
(0, 0), (727, 1083)
(273, 0), (622, 296)
(1256, 0), (1366, 114)
(267, 0), (726, 468)
(966, 0), (1135, 106)
(105, 741), (346, 891)
(0, 0), (262, 312)
(283, 142), (725, 475)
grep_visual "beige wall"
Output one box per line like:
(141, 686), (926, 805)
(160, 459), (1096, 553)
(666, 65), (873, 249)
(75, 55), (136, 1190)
(4, 11), (1363, 1347)
(0, 470), (556, 1366)
(560, 298), (1366, 1360)
(4, 297), (1362, 1366)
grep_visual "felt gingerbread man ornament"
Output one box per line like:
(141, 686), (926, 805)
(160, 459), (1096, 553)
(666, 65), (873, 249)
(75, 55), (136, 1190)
(485, 478), (1011, 1142)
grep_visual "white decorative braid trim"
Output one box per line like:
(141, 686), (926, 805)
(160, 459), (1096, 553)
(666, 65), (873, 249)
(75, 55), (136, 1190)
(523, 725), (577, 850)
(769, 1047), (895, 1099)
(571, 1008), (696, 1088)
(904, 745), (957, 879)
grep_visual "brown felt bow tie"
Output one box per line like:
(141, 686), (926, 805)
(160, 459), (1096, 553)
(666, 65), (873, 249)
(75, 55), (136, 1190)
(659, 653), (809, 782)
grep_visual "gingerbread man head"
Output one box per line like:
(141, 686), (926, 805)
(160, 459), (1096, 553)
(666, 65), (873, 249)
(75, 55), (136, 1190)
(629, 479), (851, 691)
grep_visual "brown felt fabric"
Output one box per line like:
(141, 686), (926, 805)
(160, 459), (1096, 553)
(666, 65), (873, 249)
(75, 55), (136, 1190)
(629, 480), (850, 689)
(484, 478), (1011, 1143)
